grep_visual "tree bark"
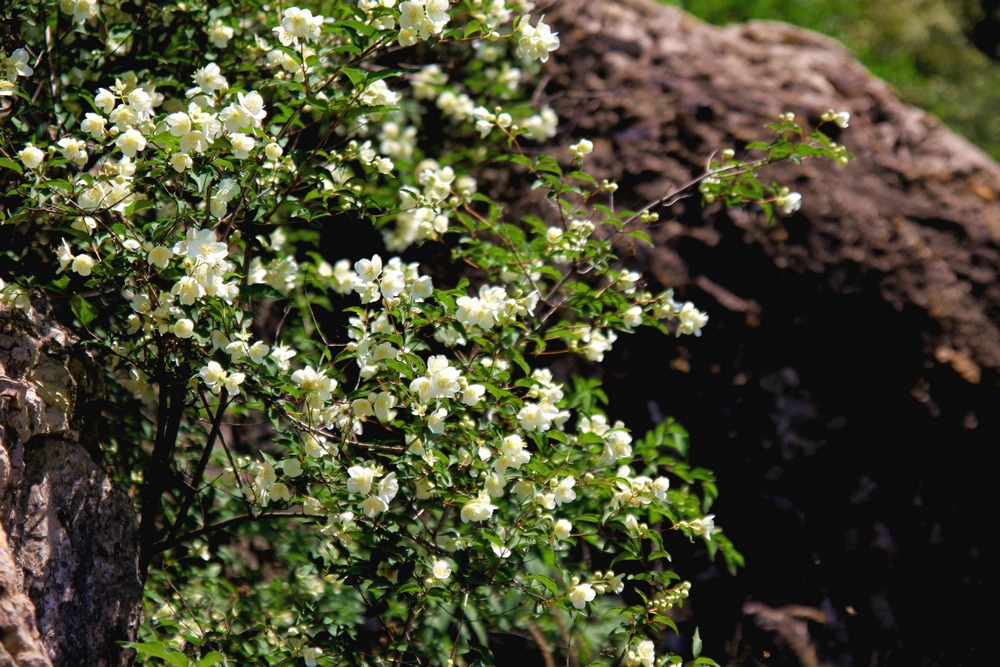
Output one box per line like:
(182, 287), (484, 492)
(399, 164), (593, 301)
(1, 301), (141, 666)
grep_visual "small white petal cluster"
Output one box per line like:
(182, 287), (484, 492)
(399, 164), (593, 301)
(60, 0), (99, 23)
(199, 360), (245, 396)
(775, 189), (803, 216)
(569, 138), (593, 160)
(291, 365), (339, 414)
(521, 106), (559, 142)
(460, 490), (497, 523)
(409, 354), (480, 418)
(455, 284), (522, 330)
(494, 434), (531, 475)
(348, 253), (433, 306)
(1, 48), (34, 96)
(274, 7), (324, 46)
(207, 20), (235, 49)
(579, 414), (634, 464)
(573, 326), (618, 363)
(472, 105), (512, 138)
(821, 108), (851, 129)
(397, 0), (450, 47)
(515, 15), (560, 63)
(624, 639), (657, 667)
(611, 466), (673, 509)
(649, 289), (709, 338)
(360, 80), (400, 108)
(346, 465), (399, 517)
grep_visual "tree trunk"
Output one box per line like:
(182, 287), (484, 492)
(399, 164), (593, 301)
(1, 300), (141, 666)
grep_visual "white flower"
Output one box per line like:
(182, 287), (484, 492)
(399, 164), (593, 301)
(380, 269), (406, 300)
(248, 341), (269, 364)
(179, 227), (228, 264)
(80, 113), (107, 138)
(360, 495), (388, 517)
(554, 519), (572, 540)
(57, 137), (88, 167)
(148, 246), (175, 269)
(496, 434), (531, 474)
(776, 190), (802, 215)
(222, 371), (245, 396)
(517, 401), (557, 432)
(302, 647), (323, 667)
(229, 132), (255, 159)
(460, 491), (496, 523)
(623, 306), (643, 328)
(675, 302), (708, 337)
(166, 112), (192, 137)
(346, 466), (375, 495)
(173, 318), (194, 338)
(269, 481), (291, 502)
(180, 130), (210, 154)
(373, 391), (396, 422)
(166, 152), (191, 173)
(173, 275), (205, 305)
(432, 559), (452, 580)
(690, 514), (716, 537)
(554, 477), (577, 505)
(377, 472), (399, 503)
(116, 129), (146, 158)
(271, 344), (295, 371)
(71, 254), (95, 276)
(625, 639), (656, 667)
(199, 360), (228, 392)
(265, 142), (283, 161)
(63, 0), (100, 23)
(193, 62), (228, 94)
(568, 582), (596, 610)
(569, 138), (593, 160)
(238, 90), (267, 123)
(461, 384), (485, 406)
(208, 20), (235, 49)
(2, 48), (33, 83)
(276, 7), (324, 45)
(426, 406), (447, 434)
(354, 254), (382, 282)
(282, 458), (302, 478)
(18, 144), (44, 170)
(516, 15), (560, 63)
(360, 79), (399, 107)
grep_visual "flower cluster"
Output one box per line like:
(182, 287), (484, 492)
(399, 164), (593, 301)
(0, 1), (848, 664)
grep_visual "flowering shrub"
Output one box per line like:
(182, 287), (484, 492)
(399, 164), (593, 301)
(1, 1), (849, 665)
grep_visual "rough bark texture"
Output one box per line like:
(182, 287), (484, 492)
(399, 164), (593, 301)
(524, 1), (993, 664)
(0, 523), (50, 667)
(0, 301), (141, 666)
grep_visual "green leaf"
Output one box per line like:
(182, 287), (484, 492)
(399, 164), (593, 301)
(627, 230), (653, 246)
(127, 642), (192, 666)
(527, 573), (559, 596)
(70, 295), (98, 327)
(240, 283), (285, 301)
(693, 626), (703, 658)
(195, 652), (225, 667)
(0, 158), (23, 175)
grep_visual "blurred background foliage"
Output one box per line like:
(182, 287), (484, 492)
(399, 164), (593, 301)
(664, 0), (1000, 161)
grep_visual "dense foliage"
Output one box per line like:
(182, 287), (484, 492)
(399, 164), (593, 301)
(1, 1), (848, 664)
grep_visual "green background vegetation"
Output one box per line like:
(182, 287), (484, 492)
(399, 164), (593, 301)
(664, 0), (1000, 161)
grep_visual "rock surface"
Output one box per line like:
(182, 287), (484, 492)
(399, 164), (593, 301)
(528, 1), (995, 664)
(0, 301), (141, 666)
